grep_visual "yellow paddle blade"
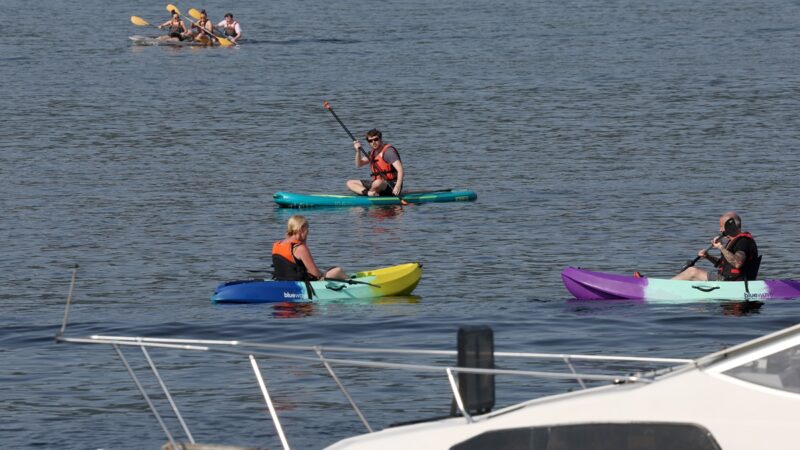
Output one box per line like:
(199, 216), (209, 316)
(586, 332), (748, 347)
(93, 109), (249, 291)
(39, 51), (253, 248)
(130, 16), (150, 26)
(218, 37), (234, 47)
(166, 4), (181, 15)
(188, 8), (203, 20)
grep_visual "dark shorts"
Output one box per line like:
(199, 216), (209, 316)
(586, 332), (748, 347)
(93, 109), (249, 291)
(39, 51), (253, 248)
(359, 179), (393, 196)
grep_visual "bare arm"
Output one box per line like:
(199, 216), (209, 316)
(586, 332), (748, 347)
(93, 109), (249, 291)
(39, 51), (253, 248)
(711, 237), (746, 269)
(698, 248), (719, 266)
(292, 244), (323, 279)
(353, 141), (370, 167)
(720, 248), (747, 269)
(391, 160), (404, 195)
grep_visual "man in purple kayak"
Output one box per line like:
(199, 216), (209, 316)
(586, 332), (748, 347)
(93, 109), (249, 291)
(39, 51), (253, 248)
(673, 211), (760, 281)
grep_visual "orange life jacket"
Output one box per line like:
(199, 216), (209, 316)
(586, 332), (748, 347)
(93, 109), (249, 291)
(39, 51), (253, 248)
(717, 232), (758, 281)
(370, 144), (400, 182)
(272, 240), (310, 281)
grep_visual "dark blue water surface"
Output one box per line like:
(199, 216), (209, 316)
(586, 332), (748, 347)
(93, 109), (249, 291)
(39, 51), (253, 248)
(3, 0), (800, 448)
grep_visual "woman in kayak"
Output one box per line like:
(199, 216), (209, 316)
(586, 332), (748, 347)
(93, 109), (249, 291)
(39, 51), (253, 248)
(346, 129), (405, 197)
(159, 9), (189, 41)
(272, 215), (347, 281)
(189, 9), (214, 44)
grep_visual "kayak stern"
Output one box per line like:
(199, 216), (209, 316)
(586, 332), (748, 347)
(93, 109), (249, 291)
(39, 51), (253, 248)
(561, 267), (647, 300)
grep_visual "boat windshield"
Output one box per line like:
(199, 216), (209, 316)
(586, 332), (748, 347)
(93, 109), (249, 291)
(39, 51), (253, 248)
(723, 342), (800, 394)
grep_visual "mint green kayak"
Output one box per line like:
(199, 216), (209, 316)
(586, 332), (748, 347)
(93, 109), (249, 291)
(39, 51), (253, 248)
(273, 189), (477, 208)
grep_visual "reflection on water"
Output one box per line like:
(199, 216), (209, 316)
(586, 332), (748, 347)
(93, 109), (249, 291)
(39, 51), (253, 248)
(565, 298), (765, 317)
(272, 204), (405, 220)
(565, 300), (645, 315)
(272, 301), (315, 318)
(270, 295), (422, 318)
(368, 205), (405, 220)
(720, 301), (764, 317)
(272, 204), (406, 239)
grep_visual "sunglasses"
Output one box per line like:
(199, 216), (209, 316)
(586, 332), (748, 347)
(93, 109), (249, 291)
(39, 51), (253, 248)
(367, 137), (381, 143)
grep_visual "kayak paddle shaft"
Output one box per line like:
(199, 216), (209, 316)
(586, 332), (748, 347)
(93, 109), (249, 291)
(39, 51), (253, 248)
(679, 233), (724, 273)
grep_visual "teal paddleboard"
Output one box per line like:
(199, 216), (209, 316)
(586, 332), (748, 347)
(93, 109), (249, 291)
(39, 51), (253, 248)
(273, 190), (477, 208)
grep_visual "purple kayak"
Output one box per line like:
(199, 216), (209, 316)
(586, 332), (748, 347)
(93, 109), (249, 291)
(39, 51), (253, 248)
(561, 267), (800, 303)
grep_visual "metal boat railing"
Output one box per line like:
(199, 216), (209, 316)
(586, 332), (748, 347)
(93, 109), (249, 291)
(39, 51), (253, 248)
(56, 334), (692, 450)
(55, 266), (694, 450)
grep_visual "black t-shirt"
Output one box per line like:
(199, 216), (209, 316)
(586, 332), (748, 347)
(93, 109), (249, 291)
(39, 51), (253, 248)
(730, 236), (757, 260)
(719, 236), (759, 280)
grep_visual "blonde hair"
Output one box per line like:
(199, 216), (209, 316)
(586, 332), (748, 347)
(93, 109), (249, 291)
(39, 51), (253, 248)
(286, 215), (308, 236)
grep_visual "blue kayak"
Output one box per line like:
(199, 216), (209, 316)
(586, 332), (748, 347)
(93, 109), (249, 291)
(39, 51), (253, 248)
(211, 263), (422, 304)
(273, 189), (477, 208)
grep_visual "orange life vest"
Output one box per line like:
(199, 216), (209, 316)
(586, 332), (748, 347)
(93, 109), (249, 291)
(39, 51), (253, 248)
(272, 240), (310, 281)
(370, 144), (400, 182)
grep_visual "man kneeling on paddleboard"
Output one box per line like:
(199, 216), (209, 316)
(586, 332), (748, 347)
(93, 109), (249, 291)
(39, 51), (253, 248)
(346, 129), (405, 197)
(673, 211), (759, 282)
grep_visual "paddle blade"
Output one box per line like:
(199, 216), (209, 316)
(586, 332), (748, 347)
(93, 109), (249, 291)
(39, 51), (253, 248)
(130, 16), (150, 26)
(323, 101), (331, 109)
(218, 36), (234, 47)
(166, 4), (180, 14)
(188, 8), (203, 20)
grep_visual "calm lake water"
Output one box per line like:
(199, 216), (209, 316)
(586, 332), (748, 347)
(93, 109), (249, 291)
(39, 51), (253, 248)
(3, 0), (800, 448)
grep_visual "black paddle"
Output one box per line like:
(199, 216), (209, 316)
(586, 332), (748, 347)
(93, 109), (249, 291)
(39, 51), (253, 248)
(323, 101), (408, 204)
(245, 269), (380, 287)
(678, 233), (724, 273)
(323, 277), (381, 288)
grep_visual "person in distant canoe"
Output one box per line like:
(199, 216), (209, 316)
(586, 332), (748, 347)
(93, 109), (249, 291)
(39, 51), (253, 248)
(346, 129), (405, 197)
(159, 9), (189, 41)
(673, 211), (759, 281)
(216, 13), (242, 43)
(272, 215), (347, 281)
(189, 9), (215, 44)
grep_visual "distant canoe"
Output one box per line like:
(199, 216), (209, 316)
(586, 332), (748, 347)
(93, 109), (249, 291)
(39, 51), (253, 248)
(129, 35), (215, 47)
(273, 189), (477, 208)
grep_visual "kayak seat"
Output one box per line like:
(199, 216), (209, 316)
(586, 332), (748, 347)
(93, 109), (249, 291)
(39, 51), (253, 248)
(748, 255), (762, 281)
